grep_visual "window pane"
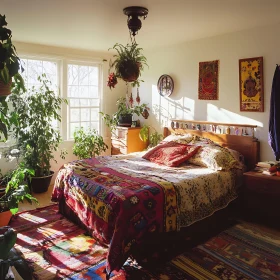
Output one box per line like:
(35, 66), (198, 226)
(80, 99), (90, 107)
(23, 58), (58, 91)
(78, 86), (89, 97)
(89, 86), (98, 98)
(79, 66), (89, 85)
(67, 63), (100, 140)
(43, 61), (56, 75)
(70, 123), (80, 138)
(69, 99), (80, 107)
(81, 122), (90, 130)
(81, 108), (90, 121)
(91, 108), (99, 121)
(68, 65), (78, 85)
(89, 67), (98, 85)
(70, 108), (80, 122)
(90, 99), (99, 106)
(68, 86), (79, 97)
(91, 122), (99, 130)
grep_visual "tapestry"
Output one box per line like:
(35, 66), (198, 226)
(10, 205), (280, 280)
(239, 56), (264, 112)
(198, 60), (219, 100)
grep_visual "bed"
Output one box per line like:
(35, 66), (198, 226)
(51, 120), (259, 278)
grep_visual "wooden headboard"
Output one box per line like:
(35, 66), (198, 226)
(163, 120), (260, 171)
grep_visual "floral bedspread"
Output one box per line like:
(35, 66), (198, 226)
(52, 153), (238, 273)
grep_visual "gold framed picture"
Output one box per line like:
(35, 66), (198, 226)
(239, 56), (264, 112)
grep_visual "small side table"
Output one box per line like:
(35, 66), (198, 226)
(242, 171), (280, 227)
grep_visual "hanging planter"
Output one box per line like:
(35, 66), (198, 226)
(0, 14), (25, 95)
(0, 79), (12, 97)
(108, 42), (148, 88)
(118, 60), (140, 82)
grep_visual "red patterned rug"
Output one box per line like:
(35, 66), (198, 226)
(10, 205), (280, 279)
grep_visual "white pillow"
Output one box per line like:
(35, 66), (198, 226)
(161, 133), (194, 144)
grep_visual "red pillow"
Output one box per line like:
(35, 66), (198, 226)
(142, 141), (201, 167)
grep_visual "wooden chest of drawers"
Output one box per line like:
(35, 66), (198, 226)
(242, 171), (280, 226)
(111, 127), (148, 155)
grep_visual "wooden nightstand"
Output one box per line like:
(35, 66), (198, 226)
(111, 127), (148, 155)
(242, 171), (280, 226)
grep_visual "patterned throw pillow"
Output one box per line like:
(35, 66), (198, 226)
(188, 143), (239, 170)
(143, 141), (201, 167)
(226, 148), (246, 170)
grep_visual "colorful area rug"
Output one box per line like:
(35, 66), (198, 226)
(9, 205), (280, 279)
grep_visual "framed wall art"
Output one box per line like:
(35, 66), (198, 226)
(239, 56), (264, 112)
(198, 60), (219, 100)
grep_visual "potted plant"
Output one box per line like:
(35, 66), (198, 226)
(0, 164), (37, 226)
(9, 74), (68, 193)
(139, 125), (163, 148)
(0, 226), (17, 279)
(73, 127), (108, 159)
(0, 226), (32, 280)
(107, 42), (148, 88)
(0, 14), (25, 96)
(0, 97), (18, 142)
(100, 96), (149, 130)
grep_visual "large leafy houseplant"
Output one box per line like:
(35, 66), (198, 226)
(9, 74), (67, 191)
(0, 164), (37, 215)
(100, 96), (149, 131)
(73, 128), (108, 159)
(107, 42), (148, 88)
(0, 97), (17, 142)
(0, 14), (25, 95)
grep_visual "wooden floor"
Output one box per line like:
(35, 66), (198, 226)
(18, 184), (56, 212)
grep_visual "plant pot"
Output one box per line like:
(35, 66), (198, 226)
(118, 60), (140, 82)
(118, 114), (132, 127)
(0, 209), (12, 227)
(30, 171), (54, 193)
(0, 79), (12, 97)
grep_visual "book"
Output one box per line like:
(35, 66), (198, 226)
(257, 161), (280, 168)
(262, 170), (276, 176)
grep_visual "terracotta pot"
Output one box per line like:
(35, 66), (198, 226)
(0, 210), (12, 227)
(0, 79), (12, 97)
(118, 60), (140, 82)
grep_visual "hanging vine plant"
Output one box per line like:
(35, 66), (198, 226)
(107, 42), (148, 89)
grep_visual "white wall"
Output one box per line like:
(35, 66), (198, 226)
(0, 42), (127, 178)
(139, 22), (280, 161)
(1, 21), (279, 177)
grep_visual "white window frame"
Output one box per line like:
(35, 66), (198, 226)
(0, 53), (104, 147)
(64, 59), (103, 140)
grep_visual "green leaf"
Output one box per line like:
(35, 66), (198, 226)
(0, 66), (10, 84)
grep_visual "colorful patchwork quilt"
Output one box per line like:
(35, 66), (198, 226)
(52, 153), (238, 274)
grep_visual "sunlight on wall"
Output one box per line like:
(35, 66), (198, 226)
(152, 84), (196, 126)
(206, 104), (263, 127)
(151, 84), (264, 143)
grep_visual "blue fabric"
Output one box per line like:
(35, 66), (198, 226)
(268, 65), (280, 160)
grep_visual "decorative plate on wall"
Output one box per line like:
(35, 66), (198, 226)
(157, 74), (174, 97)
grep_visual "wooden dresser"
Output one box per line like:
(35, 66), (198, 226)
(111, 127), (148, 155)
(242, 171), (280, 226)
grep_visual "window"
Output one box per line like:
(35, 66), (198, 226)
(67, 62), (101, 139)
(19, 57), (103, 141)
(21, 58), (58, 91)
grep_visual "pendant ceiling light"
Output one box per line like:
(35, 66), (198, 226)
(123, 6), (149, 38)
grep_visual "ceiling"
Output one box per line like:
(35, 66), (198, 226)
(2, 0), (280, 53)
